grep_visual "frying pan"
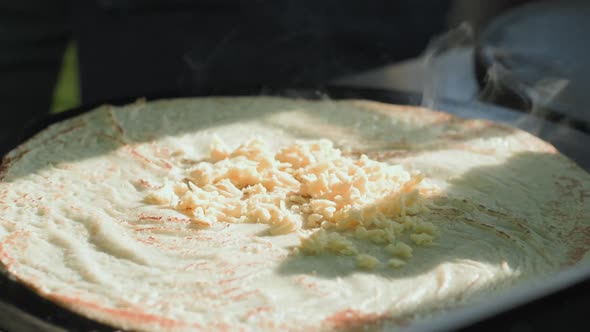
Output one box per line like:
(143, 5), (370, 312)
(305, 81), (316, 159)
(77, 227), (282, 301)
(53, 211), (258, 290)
(0, 87), (588, 331)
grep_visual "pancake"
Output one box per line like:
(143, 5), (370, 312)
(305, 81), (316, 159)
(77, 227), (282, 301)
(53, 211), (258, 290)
(0, 97), (589, 331)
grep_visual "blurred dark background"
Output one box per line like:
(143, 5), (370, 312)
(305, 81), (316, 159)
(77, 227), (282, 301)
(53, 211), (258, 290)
(0, 0), (550, 141)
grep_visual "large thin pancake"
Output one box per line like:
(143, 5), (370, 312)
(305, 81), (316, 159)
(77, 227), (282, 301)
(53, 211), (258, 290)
(0, 97), (589, 331)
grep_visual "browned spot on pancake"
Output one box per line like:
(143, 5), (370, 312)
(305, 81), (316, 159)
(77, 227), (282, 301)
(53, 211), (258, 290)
(295, 275), (318, 289)
(134, 226), (165, 232)
(218, 273), (252, 286)
(555, 175), (582, 191)
(565, 226), (590, 265)
(136, 178), (158, 190)
(51, 121), (85, 138)
(293, 275), (329, 297)
(244, 306), (273, 319)
(138, 214), (162, 221)
(160, 159), (173, 169)
(0, 158), (12, 181)
(128, 146), (154, 165)
(0, 149), (30, 181)
(166, 216), (191, 224)
(323, 309), (392, 332)
(554, 174), (589, 265)
(135, 236), (160, 247)
(0, 239), (15, 270)
(182, 261), (211, 272)
(106, 107), (125, 137)
(473, 204), (529, 233)
(46, 292), (189, 330)
(463, 217), (512, 240)
(207, 321), (234, 332)
(150, 143), (176, 163)
(126, 146), (173, 170)
(231, 289), (262, 301)
(0, 231), (30, 271)
(180, 158), (202, 167)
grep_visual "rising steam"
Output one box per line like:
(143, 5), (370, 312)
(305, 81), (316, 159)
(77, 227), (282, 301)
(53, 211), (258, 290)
(421, 23), (474, 110)
(422, 22), (571, 139)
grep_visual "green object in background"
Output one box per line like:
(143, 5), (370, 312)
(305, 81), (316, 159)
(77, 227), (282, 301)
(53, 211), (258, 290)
(50, 43), (81, 113)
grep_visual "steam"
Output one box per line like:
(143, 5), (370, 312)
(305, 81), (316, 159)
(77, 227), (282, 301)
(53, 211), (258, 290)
(517, 78), (569, 135)
(422, 23), (571, 139)
(421, 23), (474, 109)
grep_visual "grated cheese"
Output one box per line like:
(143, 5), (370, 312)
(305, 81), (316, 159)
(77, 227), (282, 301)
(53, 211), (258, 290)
(356, 254), (380, 270)
(385, 242), (413, 259)
(145, 138), (438, 269)
(387, 258), (406, 269)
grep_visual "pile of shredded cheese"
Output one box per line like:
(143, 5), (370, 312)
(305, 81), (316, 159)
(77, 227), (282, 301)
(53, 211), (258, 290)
(145, 138), (437, 269)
